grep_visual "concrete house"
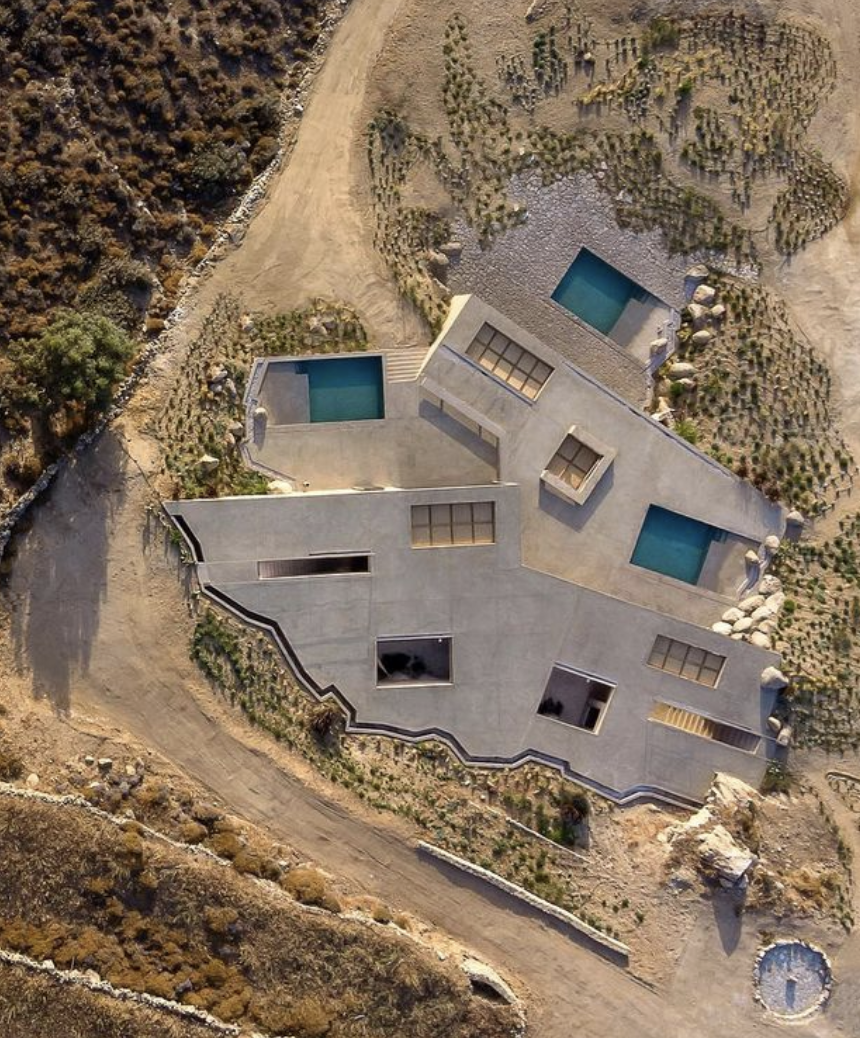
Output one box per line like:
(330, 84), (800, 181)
(168, 295), (787, 804)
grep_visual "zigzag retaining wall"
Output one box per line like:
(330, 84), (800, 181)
(416, 841), (630, 963)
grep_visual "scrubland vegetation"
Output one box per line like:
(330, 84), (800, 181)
(0, 0), (329, 510)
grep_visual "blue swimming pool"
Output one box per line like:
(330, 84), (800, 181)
(551, 248), (644, 335)
(296, 356), (384, 423)
(631, 505), (726, 585)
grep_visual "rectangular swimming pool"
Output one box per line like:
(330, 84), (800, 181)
(296, 355), (385, 423)
(551, 248), (645, 336)
(631, 505), (726, 585)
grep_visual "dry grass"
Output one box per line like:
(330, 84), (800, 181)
(0, 797), (518, 1038)
(0, 961), (215, 1038)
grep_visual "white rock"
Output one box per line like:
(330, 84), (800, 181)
(765, 592), (785, 613)
(650, 337), (669, 356)
(757, 620), (778, 636)
(758, 575), (782, 596)
(690, 329), (714, 346)
(461, 958), (517, 1004)
(730, 632), (745, 640)
(267, 480), (294, 494)
(786, 509), (805, 528)
(764, 535), (781, 552)
(750, 606), (774, 623)
(745, 550), (761, 565)
(777, 725), (793, 747)
(739, 595), (766, 612)
(686, 264), (709, 282)
(25, 773), (39, 789)
(722, 607), (744, 624)
(749, 631), (772, 649)
(709, 303), (726, 320)
(692, 284), (717, 305)
(767, 716), (782, 734)
(711, 622), (733, 636)
(698, 824), (756, 885)
(687, 302), (709, 327)
(733, 617), (754, 633)
(669, 362), (697, 379)
(709, 773), (760, 809)
(196, 454), (220, 473)
(761, 666), (789, 692)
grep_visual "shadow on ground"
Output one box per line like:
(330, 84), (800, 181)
(5, 431), (128, 713)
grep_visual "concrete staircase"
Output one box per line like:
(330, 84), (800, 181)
(651, 702), (760, 752)
(383, 346), (428, 383)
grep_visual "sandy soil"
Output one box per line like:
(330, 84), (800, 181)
(167, 0), (427, 353)
(1, 0), (860, 1034)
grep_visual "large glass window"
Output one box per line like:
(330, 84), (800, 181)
(465, 324), (553, 399)
(410, 502), (495, 548)
(647, 635), (725, 687)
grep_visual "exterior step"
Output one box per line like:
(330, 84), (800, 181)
(650, 702), (760, 753)
(383, 346), (429, 382)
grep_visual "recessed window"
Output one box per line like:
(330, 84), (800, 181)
(376, 637), (452, 686)
(411, 502), (495, 548)
(648, 635), (725, 688)
(465, 324), (553, 399)
(546, 434), (602, 490)
(258, 555), (370, 578)
(537, 666), (614, 733)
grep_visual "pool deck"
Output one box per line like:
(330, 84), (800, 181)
(169, 293), (786, 804)
(449, 172), (689, 396)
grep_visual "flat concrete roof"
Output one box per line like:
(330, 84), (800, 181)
(169, 294), (786, 804)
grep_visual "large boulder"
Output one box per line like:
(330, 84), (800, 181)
(708, 773), (760, 810)
(750, 605), (775, 623)
(690, 329), (714, 346)
(758, 574), (783, 596)
(698, 824), (757, 887)
(722, 607), (744, 624)
(761, 666), (789, 692)
(668, 361), (697, 379)
(749, 631), (772, 649)
(711, 621), (733, 636)
(765, 591), (786, 613)
(686, 302), (710, 327)
(739, 594), (766, 612)
(692, 284), (717, 306)
(732, 617), (754, 634)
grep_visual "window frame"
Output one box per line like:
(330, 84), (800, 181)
(647, 635), (726, 688)
(410, 501), (496, 548)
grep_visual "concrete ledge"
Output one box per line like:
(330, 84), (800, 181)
(416, 841), (630, 963)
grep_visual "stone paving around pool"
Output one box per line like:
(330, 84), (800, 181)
(449, 174), (691, 400)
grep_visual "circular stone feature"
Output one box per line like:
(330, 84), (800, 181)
(754, 940), (832, 1020)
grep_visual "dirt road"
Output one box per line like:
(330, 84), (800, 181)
(172, 0), (426, 351)
(0, 0), (855, 1034)
(5, 425), (816, 1038)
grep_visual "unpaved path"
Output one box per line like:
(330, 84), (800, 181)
(3, 427), (820, 1038)
(0, 0), (856, 1034)
(173, 0), (426, 350)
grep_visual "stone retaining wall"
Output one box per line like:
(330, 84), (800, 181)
(416, 841), (630, 962)
(0, 0), (351, 563)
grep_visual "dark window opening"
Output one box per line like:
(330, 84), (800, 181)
(376, 637), (452, 686)
(538, 666), (614, 733)
(258, 555), (370, 578)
